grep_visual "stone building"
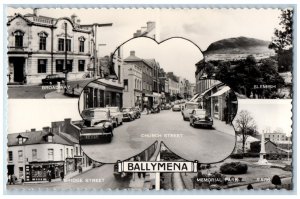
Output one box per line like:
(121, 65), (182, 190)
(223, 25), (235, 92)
(7, 12), (94, 84)
(133, 21), (156, 40)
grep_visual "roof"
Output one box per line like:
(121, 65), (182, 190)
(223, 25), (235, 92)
(7, 131), (73, 147)
(143, 59), (157, 68)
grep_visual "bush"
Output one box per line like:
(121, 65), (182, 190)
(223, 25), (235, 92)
(220, 162), (248, 174)
(230, 153), (244, 159)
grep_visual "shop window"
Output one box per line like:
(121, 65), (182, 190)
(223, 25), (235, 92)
(58, 38), (64, 51)
(56, 60), (64, 72)
(124, 79), (128, 91)
(66, 148), (69, 158)
(32, 149), (37, 160)
(94, 89), (98, 107)
(18, 150), (23, 162)
(78, 60), (85, 72)
(71, 149), (73, 157)
(48, 149), (54, 161)
(8, 151), (13, 162)
(66, 39), (71, 52)
(118, 65), (121, 83)
(38, 59), (47, 73)
(14, 30), (24, 48)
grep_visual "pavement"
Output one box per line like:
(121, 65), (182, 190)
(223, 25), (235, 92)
(81, 110), (236, 163)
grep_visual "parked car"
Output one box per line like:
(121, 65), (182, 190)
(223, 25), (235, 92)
(104, 107), (123, 127)
(189, 109), (213, 128)
(81, 108), (113, 127)
(182, 102), (199, 121)
(80, 120), (114, 144)
(172, 104), (181, 112)
(42, 74), (65, 85)
(122, 107), (135, 121)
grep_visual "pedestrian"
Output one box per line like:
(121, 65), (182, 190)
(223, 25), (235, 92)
(60, 171), (64, 181)
(78, 165), (82, 173)
(8, 174), (11, 185)
(247, 184), (253, 190)
(11, 174), (16, 185)
(47, 169), (52, 182)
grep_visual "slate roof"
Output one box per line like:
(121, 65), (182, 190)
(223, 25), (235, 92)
(7, 131), (73, 147)
(123, 54), (142, 62)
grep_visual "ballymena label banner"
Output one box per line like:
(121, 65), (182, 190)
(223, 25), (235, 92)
(117, 161), (198, 172)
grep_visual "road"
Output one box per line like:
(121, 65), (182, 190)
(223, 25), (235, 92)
(7, 164), (131, 190)
(8, 79), (93, 99)
(81, 110), (235, 163)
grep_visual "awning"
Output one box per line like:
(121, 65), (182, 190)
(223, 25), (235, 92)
(211, 86), (231, 97)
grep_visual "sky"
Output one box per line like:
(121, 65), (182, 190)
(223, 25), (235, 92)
(8, 99), (82, 134)
(7, 7), (282, 82)
(234, 99), (292, 136)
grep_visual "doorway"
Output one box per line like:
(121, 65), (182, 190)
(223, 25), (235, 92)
(9, 57), (25, 83)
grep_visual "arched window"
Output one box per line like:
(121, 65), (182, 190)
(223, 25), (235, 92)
(14, 30), (24, 48)
(38, 31), (48, 50)
(78, 36), (85, 52)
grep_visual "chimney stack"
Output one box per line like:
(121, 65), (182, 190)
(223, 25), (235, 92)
(31, 128), (36, 132)
(130, 51), (135, 56)
(33, 8), (38, 16)
(42, 127), (51, 133)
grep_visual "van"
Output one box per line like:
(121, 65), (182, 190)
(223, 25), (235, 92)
(182, 102), (199, 121)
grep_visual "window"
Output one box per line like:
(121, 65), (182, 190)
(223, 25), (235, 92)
(32, 149), (37, 160)
(79, 41), (84, 52)
(48, 135), (53, 143)
(48, 149), (54, 161)
(8, 151), (13, 161)
(66, 60), (73, 72)
(18, 150), (23, 161)
(38, 59), (47, 73)
(18, 138), (22, 145)
(66, 148), (69, 158)
(124, 79), (128, 91)
(66, 39), (71, 51)
(78, 60), (85, 72)
(71, 149), (73, 157)
(118, 65), (121, 83)
(60, 149), (63, 160)
(14, 30), (24, 48)
(38, 32), (48, 50)
(58, 38), (64, 51)
(56, 60), (64, 72)
(78, 37), (85, 52)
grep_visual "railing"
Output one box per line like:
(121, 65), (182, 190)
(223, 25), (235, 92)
(33, 16), (53, 25)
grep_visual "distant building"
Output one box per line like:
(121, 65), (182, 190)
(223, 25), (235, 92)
(124, 51), (154, 109)
(265, 132), (287, 143)
(7, 118), (93, 182)
(122, 63), (143, 108)
(133, 21), (156, 40)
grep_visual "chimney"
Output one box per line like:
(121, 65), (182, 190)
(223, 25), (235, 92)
(136, 30), (141, 35)
(147, 21), (155, 31)
(31, 128), (36, 132)
(64, 118), (71, 124)
(130, 51), (135, 56)
(33, 8), (38, 16)
(42, 127), (50, 133)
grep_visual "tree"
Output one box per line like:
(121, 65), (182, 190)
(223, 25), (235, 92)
(234, 110), (257, 153)
(271, 175), (282, 189)
(269, 9), (293, 72)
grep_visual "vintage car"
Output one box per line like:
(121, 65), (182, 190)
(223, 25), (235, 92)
(80, 120), (114, 144)
(182, 102), (199, 121)
(122, 107), (135, 121)
(41, 74), (65, 85)
(81, 108), (113, 127)
(172, 104), (181, 112)
(102, 107), (123, 127)
(189, 109), (213, 128)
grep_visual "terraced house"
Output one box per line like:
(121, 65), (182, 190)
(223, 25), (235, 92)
(7, 11), (93, 84)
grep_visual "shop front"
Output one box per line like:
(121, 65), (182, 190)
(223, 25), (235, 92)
(142, 93), (153, 110)
(25, 161), (64, 182)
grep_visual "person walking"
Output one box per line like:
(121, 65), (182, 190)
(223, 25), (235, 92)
(60, 171), (64, 181)
(47, 169), (52, 182)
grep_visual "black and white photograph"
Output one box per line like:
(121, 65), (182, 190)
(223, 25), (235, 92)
(4, 5), (295, 193)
